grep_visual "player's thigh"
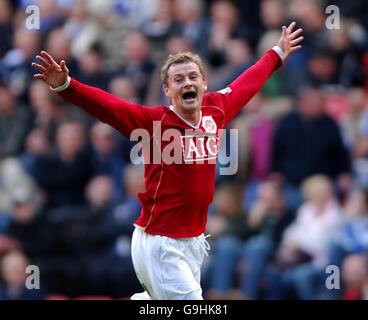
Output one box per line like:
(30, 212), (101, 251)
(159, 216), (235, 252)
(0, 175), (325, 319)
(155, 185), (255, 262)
(153, 237), (203, 300)
(131, 227), (155, 296)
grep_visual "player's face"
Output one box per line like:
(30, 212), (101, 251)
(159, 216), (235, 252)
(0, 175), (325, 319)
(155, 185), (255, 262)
(164, 62), (207, 114)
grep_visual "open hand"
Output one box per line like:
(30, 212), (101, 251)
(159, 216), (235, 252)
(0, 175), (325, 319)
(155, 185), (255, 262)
(277, 21), (303, 61)
(32, 51), (69, 88)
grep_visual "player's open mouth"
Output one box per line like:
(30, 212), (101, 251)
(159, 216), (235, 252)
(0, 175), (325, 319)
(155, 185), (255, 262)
(182, 91), (197, 104)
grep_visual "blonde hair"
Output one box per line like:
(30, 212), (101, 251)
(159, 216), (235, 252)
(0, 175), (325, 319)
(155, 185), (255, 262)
(301, 174), (333, 201)
(160, 52), (206, 85)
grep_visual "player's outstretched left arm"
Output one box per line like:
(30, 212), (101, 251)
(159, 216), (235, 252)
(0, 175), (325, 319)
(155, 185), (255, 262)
(212, 21), (303, 124)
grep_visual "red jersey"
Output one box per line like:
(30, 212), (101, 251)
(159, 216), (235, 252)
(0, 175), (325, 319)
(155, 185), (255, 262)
(58, 49), (281, 238)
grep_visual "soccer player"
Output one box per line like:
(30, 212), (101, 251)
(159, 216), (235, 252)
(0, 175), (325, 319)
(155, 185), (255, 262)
(32, 22), (303, 300)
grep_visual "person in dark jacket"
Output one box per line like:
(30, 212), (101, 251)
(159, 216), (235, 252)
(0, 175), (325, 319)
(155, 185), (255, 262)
(270, 86), (352, 209)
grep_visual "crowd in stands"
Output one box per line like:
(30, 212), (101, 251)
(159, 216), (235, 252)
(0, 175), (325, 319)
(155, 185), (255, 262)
(0, 0), (368, 299)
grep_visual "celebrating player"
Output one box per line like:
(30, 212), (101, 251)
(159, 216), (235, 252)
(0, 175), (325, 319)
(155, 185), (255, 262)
(32, 22), (303, 300)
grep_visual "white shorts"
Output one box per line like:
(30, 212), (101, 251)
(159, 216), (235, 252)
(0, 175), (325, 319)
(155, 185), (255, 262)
(130, 226), (209, 300)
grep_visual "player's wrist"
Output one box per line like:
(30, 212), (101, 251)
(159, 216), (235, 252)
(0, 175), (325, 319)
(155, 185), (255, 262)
(50, 76), (71, 92)
(272, 46), (286, 60)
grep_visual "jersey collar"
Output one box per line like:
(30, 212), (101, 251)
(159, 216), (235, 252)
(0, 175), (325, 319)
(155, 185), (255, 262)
(169, 105), (202, 129)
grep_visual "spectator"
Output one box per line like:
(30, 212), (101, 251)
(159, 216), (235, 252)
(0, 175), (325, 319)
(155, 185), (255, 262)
(140, 0), (174, 53)
(239, 180), (294, 299)
(209, 38), (253, 92)
(44, 175), (118, 296)
(0, 27), (40, 101)
(28, 79), (83, 143)
(268, 175), (342, 299)
(328, 188), (368, 275)
(341, 253), (368, 300)
(20, 128), (50, 182)
(0, 81), (31, 158)
(4, 189), (49, 260)
(260, 0), (286, 32)
(327, 21), (366, 88)
(205, 0), (249, 66)
(34, 120), (92, 209)
(63, 0), (100, 59)
(0, 157), (40, 214)
(0, 0), (13, 59)
(171, 0), (209, 57)
(87, 165), (145, 297)
(0, 250), (46, 299)
(271, 86), (352, 209)
(45, 27), (80, 80)
(231, 92), (274, 182)
(339, 87), (368, 153)
(76, 43), (111, 91)
(206, 183), (251, 299)
(109, 75), (140, 104)
(114, 32), (155, 103)
(89, 122), (126, 201)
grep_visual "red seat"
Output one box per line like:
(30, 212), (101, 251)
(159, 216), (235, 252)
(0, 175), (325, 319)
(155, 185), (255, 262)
(47, 294), (71, 300)
(74, 296), (113, 300)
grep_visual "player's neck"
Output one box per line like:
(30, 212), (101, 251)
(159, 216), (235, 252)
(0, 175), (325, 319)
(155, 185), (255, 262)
(182, 111), (200, 127)
(172, 106), (201, 127)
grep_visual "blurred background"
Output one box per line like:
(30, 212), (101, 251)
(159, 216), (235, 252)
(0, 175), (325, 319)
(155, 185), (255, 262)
(0, 0), (368, 300)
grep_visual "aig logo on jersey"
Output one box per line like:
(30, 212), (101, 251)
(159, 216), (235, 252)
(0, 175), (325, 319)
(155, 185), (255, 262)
(201, 116), (217, 134)
(181, 134), (219, 163)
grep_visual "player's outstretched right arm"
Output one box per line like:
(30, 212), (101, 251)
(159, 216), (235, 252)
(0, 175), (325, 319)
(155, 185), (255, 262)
(32, 51), (153, 137)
